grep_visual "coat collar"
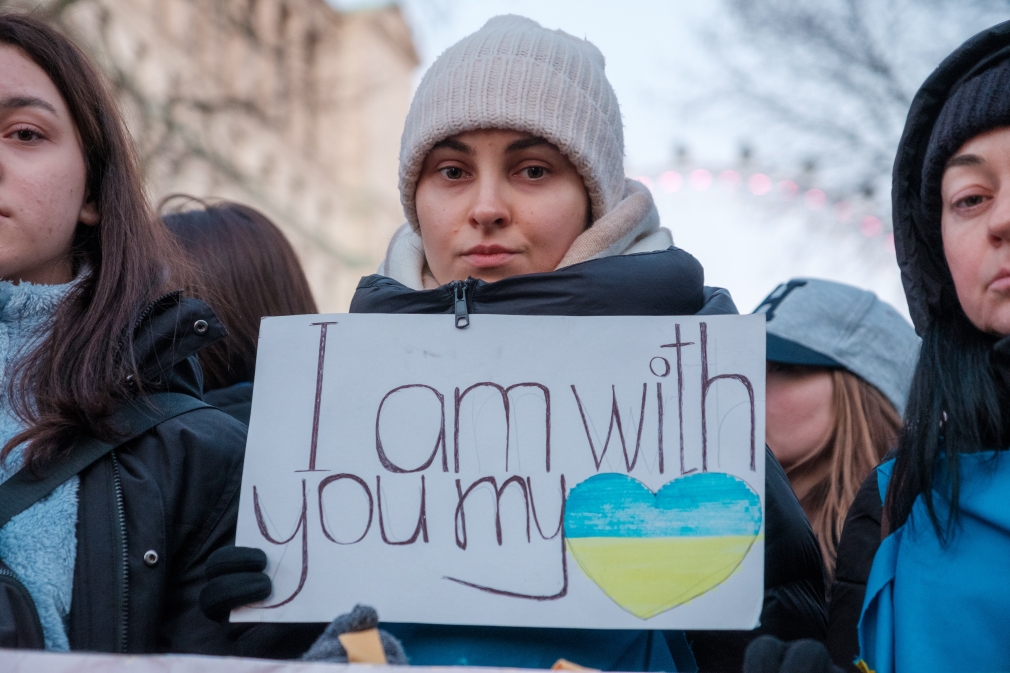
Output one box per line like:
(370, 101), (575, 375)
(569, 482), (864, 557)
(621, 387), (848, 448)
(130, 291), (227, 398)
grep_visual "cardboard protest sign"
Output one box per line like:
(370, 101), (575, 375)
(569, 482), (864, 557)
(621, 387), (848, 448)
(234, 313), (765, 630)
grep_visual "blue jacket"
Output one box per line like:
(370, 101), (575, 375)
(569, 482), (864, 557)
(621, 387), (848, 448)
(859, 453), (1010, 672)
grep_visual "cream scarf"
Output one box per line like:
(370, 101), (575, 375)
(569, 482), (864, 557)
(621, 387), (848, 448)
(378, 178), (672, 290)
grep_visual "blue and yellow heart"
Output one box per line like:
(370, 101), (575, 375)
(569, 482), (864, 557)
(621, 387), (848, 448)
(564, 472), (762, 619)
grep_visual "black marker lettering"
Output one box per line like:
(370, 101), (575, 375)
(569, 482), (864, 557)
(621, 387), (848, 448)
(445, 474), (568, 601)
(662, 325), (697, 475)
(375, 475), (428, 545)
(571, 384), (648, 472)
(375, 385), (447, 473)
(299, 321), (337, 472)
(700, 322), (757, 471)
(253, 480), (308, 608)
(453, 475), (530, 549)
(318, 473), (373, 545)
(453, 382), (551, 473)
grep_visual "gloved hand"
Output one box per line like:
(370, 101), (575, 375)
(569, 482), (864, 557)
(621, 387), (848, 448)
(301, 604), (408, 665)
(200, 546), (272, 622)
(743, 635), (844, 673)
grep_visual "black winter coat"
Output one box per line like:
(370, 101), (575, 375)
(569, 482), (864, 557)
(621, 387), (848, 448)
(826, 467), (884, 672)
(65, 293), (247, 654)
(350, 248), (827, 672)
(204, 382), (253, 426)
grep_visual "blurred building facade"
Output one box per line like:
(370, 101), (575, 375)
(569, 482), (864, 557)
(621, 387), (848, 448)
(6, 0), (418, 311)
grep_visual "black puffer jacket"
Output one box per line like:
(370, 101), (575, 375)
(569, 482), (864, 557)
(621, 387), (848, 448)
(66, 293), (247, 654)
(351, 248), (827, 672)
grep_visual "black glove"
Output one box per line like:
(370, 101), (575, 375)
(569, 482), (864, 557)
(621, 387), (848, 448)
(743, 635), (844, 673)
(200, 546), (272, 622)
(301, 604), (408, 664)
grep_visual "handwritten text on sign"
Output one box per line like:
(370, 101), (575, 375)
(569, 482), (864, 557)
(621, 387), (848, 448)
(234, 314), (766, 630)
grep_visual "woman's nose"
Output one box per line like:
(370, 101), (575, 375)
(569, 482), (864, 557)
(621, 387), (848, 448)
(468, 175), (510, 229)
(989, 191), (1010, 242)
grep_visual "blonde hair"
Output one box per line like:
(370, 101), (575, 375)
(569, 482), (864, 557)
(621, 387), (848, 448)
(788, 370), (902, 577)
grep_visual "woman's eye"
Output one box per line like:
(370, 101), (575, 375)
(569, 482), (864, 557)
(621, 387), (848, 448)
(522, 166), (547, 179)
(440, 167), (465, 180)
(953, 194), (987, 209)
(10, 128), (42, 143)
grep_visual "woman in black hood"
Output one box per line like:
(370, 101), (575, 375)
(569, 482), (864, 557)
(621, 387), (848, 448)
(808, 19), (1010, 673)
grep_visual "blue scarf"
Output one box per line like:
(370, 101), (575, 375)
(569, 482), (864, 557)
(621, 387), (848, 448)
(859, 453), (1010, 672)
(0, 279), (79, 651)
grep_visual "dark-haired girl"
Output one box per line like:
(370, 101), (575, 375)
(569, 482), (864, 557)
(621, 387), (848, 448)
(161, 198), (318, 425)
(0, 12), (248, 652)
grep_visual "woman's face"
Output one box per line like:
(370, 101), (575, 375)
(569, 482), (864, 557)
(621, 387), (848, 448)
(0, 45), (96, 285)
(765, 362), (834, 470)
(941, 126), (1010, 335)
(414, 129), (589, 284)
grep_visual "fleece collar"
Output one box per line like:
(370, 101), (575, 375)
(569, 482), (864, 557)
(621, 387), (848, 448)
(0, 277), (79, 652)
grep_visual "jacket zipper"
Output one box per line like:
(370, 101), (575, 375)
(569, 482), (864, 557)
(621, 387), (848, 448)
(0, 564), (45, 638)
(0, 565), (32, 595)
(111, 453), (129, 653)
(451, 280), (470, 329)
(121, 291), (183, 389)
(131, 290), (181, 334)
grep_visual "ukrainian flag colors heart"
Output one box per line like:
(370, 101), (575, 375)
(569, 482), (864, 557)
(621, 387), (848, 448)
(564, 472), (762, 619)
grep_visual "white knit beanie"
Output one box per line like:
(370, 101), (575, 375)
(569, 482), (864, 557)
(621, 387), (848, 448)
(399, 15), (625, 228)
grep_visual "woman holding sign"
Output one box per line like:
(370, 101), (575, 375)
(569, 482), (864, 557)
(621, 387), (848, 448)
(223, 14), (823, 673)
(0, 12), (250, 653)
(358, 16), (824, 673)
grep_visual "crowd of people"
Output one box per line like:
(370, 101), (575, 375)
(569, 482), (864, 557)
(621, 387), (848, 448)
(0, 8), (1008, 673)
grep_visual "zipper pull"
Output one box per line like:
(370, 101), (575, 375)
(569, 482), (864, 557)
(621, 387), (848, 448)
(453, 281), (470, 329)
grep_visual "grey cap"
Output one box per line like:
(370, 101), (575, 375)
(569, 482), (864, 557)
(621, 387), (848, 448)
(754, 278), (920, 414)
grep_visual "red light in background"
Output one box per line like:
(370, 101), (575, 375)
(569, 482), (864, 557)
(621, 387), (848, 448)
(834, 201), (852, 222)
(778, 181), (798, 200)
(861, 216), (883, 237)
(749, 173), (772, 195)
(804, 189), (826, 210)
(634, 175), (654, 191)
(659, 171), (682, 193)
(719, 170), (741, 190)
(690, 169), (713, 191)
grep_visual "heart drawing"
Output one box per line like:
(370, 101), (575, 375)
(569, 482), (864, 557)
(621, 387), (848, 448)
(564, 472), (762, 619)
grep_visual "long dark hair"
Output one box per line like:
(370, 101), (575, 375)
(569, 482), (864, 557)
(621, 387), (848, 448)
(886, 307), (1002, 537)
(161, 197), (318, 390)
(1, 13), (183, 470)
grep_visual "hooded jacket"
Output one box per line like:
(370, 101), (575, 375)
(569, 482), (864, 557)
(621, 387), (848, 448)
(62, 292), (247, 654)
(893, 20), (1010, 335)
(829, 20), (1010, 672)
(351, 247), (827, 672)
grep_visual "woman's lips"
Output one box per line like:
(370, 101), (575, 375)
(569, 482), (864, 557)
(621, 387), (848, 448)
(990, 271), (1010, 293)
(461, 245), (518, 268)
